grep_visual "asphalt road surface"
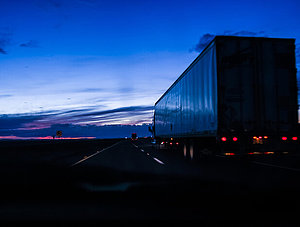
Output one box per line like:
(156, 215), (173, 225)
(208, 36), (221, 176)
(0, 138), (299, 225)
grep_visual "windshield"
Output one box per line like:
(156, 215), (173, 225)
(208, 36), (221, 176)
(0, 0), (300, 224)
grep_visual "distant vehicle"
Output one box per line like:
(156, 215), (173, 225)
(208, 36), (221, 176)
(131, 133), (137, 140)
(154, 36), (299, 157)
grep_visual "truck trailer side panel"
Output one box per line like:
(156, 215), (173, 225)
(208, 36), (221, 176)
(154, 42), (218, 138)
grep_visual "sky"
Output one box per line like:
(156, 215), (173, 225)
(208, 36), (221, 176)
(0, 0), (300, 139)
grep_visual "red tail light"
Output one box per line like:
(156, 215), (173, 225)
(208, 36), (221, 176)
(176, 142), (179, 145)
(170, 142), (173, 145)
(282, 137), (287, 141)
(225, 153), (235, 156)
(221, 137), (227, 142)
(232, 137), (238, 141)
(292, 137), (298, 141)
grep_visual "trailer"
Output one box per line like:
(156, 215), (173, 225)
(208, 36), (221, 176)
(154, 36), (299, 158)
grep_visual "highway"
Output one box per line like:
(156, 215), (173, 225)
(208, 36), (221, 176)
(72, 139), (300, 190)
(0, 138), (299, 224)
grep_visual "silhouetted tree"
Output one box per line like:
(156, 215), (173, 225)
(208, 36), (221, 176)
(56, 130), (62, 139)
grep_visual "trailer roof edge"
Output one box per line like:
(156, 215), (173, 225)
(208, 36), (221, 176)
(154, 36), (295, 106)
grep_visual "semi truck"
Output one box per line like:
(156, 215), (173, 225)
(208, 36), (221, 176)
(154, 36), (299, 158)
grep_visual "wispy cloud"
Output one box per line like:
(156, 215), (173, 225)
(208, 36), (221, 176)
(76, 106), (153, 118)
(190, 33), (215, 53)
(0, 105), (153, 138)
(0, 114), (46, 130)
(47, 0), (63, 8)
(0, 28), (12, 54)
(52, 105), (154, 126)
(223, 30), (266, 36)
(0, 105), (154, 134)
(0, 47), (7, 54)
(75, 87), (135, 95)
(191, 30), (267, 53)
(35, 0), (63, 10)
(76, 88), (105, 93)
(0, 94), (12, 98)
(20, 40), (39, 48)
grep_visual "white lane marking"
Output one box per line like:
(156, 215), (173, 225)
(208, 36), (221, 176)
(152, 157), (165, 165)
(252, 161), (300, 172)
(131, 141), (165, 165)
(70, 141), (122, 167)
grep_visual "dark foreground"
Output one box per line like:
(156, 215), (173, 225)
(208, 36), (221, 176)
(0, 139), (299, 225)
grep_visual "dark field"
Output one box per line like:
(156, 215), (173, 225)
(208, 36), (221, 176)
(0, 139), (119, 195)
(0, 139), (299, 225)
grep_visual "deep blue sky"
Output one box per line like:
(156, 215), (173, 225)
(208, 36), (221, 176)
(0, 0), (299, 138)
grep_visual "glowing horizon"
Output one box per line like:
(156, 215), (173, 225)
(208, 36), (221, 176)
(0, 136), (96, 140)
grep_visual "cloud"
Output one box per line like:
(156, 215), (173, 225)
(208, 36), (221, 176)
(0, 94), (12, 98)
(118, 87), (134, 94)
(76, 88), (105, 93)
(35, 0), (63, 9)
(19, 40), (39, 48)
(190, 33), (215, 53)
(191, 30), (267, 53)
(0, 28), (12, 54)
(0, 47), (7, 54)
(48, 0), (62, 8)
(76, 106), (153, 118)
(72, 87), (135, 96)
(223, 30), (266, 36)
(59, 108), (95, 115)
(0, 105), (154, 135)
(54, 105), (153, 126)
(0, 106), (153, 138)
(0, 114), (46, 131)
